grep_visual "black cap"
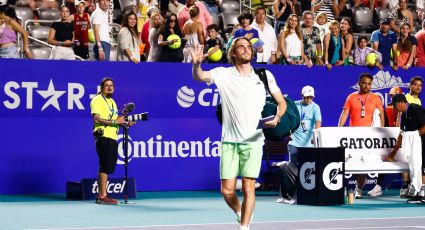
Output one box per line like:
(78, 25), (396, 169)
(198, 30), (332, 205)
(380, 18), (390, 24)
(390, 94), (407, 105)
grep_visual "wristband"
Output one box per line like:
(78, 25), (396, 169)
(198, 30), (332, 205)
(325, 61), (329, 65)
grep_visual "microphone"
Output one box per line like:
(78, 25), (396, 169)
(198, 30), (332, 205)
(122, 102), (135, 115)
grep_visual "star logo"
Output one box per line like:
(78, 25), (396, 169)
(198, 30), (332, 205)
(36, 79), (66, 111)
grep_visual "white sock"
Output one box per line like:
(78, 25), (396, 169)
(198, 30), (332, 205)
(236, 211), (241, 221)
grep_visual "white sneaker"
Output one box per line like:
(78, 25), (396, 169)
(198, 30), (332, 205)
(418, 186), (425, 197)
(239, 226), (249, 230)
(400, 187), (408, 198)
(355, 187), (363, 199)
(367, 185), (383, 197)
(407, 184), (417, 198)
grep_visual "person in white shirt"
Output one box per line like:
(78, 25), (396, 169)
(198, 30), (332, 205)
(251, 7), (278, 64)
(190, 37), (287, 230)
(91, 0), (111, 60)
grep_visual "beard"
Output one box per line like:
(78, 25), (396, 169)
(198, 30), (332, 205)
(105, 92), (113, 98)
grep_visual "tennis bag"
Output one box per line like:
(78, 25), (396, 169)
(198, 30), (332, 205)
(278, 161), (298, 202)
(215, 68), (300, 141)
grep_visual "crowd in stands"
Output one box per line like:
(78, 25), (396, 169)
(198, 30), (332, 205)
(1, 0), (425, 68)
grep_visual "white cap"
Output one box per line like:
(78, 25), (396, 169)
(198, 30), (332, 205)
(75, 0), (85, 6)
(0, 0), (7, 5)
(301, 85), (315, 97)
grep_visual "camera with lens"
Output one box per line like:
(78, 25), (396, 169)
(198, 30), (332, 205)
(93, 128), (104, 137)
(125, 112), (148, 122)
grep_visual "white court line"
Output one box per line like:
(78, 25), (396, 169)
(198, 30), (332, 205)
(26, 216), (425, 230)
(299, 226), (425, 230)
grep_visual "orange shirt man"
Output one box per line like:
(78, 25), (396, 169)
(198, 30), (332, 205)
(338, 73), (384, 127)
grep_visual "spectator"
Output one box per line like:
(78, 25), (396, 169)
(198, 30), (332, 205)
(338, 73), (385, 199)
(384, 0), (399, 9)
(251, 7), (278, 64)
(352, 36), (383, 68)
(91, 0), (111, 61)
(324, 20), (345, 70)
(272, 0), (296, 37)
(48, 6), (75, 60)
(415, 20), (425, 67)
(279, 14), (311, 67)
(225, 23), (242, 51)
(202, 0), (220, 15)
(340, 17), (353, 65)
(352, 0), (380, 11)
(396, 23), (416, 70)
(158, 13), (184, 62)
(117, 12), (140, 63)
(147, 12), (163, 62)
(68, 0), (90, 59)
(417, 0), (425, 21)
(204, 24), (223, 63)
(0, 4), (32, 59)
(234, 13), (262, 54)
(312, 0), (346, 22)
(301, 10), (323, 65)
(314, 12), (329, 54)
(371, 18), (398, 69)
(168, 0), (184, 15)
(287, 85), (322, 165)
(140, 6), (160, 60)
(389, 0), (414, 34)
(177, 0), (212, 35)
(406, 76), (423, 106)
(182, 5), (205, 63)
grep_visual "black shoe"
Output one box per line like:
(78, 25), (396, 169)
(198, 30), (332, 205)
(407, 196), (423, 204)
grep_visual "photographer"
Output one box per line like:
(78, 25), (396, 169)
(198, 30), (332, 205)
(90, 77), (135, 205)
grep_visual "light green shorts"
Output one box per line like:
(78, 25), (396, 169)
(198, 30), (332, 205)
(220, 141), (264, 179)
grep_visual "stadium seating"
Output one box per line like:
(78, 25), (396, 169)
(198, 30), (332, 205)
(37, 8), (61, 21)
(30, 46), (52, 59)
(353, 7), (374, 33)
(14, 6), (34, 26)
(221, 0), (240, 13)
(28, 26), (50, 41)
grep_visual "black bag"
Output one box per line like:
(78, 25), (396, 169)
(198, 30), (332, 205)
(278, 161), (298, 201)
(215, 68), (300, 141)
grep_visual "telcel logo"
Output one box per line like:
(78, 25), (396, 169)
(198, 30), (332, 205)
(91, 180), (126, 194)
(176, 86), (219, 108)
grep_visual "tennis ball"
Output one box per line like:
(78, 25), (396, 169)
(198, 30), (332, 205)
(250, 38), (259, 46)
(365, 53), (377, 65)
(167, 34), (181, 49)
(88, 29), (94, 43)
(208, 47), (222, 62)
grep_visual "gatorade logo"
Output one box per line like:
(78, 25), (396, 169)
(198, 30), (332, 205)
(300, 162), (315, 190)
(322, 162), (343, 191)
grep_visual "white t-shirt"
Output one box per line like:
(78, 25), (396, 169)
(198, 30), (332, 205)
(210, 67), (281, 143)
(251, 21), (278, 63)
(90, 8), (111, 44)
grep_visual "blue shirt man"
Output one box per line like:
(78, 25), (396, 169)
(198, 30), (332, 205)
(371, 18), (398, 68)
(288, 85), (322, 165)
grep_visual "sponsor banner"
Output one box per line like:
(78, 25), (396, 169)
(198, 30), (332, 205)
(1, 59), (424, 194)
(314, 127), (402, 159)
(81, 178), (136, 200)
(297, 147), (345, 206)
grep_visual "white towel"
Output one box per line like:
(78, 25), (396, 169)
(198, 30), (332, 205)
(362, 154), (383, 163)
(401, 131), (423, 192)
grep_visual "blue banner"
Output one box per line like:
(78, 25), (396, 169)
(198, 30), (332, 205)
(1, 59), (424, 194)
